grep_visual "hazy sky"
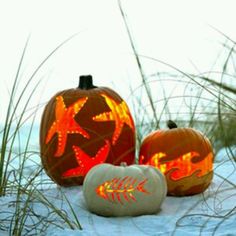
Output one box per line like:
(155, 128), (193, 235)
(0, 0), (235, 124)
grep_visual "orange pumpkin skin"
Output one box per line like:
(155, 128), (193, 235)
(139, 121), (214, 196)
(40, 76), (135, 186)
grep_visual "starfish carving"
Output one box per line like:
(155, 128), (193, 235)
(45, 95), (90, 157)
(92, 94), (134, 145)
(62, 140), (110, 178)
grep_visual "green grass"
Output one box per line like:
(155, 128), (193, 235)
(0, 33), (83, 235)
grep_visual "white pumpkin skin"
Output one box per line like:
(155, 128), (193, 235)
(83, 163), (167, 217)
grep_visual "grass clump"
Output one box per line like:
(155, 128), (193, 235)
(0, 34), (83, 235)
(118, 1), (236, 235)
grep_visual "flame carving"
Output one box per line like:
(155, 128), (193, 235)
(45, 96), (90, 157)
(96, 176), (149, 204)
(62, 140), (110, 178)
(140, 151), (213, 181)
(92, 94), (134, 145)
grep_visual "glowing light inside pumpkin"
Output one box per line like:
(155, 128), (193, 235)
(45, 96), (90, 157)
(140, 151), (213, 180)
(96, 176), (150, 204)
(62, 140), (110, 178)
(92, 94), (134, 145)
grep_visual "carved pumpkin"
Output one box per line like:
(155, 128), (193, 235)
(139, 121), (214, 196)
(40, 75), (135, 186)
(83, 163), (167, 216)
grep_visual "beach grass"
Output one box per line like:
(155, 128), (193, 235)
(118, 0), (236, 154)
(0, 2), (236, 235)
(0, 33), (84, 234)
(118, 2), (236, 234)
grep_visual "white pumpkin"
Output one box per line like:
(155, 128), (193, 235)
(83, 163), (167, 217)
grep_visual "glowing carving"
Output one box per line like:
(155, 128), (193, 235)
(62, 140), (110, 178)
(45, 96), (90, 157)
(96, 176), (149, 204)
(140, 151), (213, 181)
(92, 94), (134, 145)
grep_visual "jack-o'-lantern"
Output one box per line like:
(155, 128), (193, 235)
(139, 120), (214, 196)
(40, 75), (135, 186)
(83, 163), (167, 216)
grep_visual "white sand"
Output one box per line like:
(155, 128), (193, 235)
(0, 148), (235, 236)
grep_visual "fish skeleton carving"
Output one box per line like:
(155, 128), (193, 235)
(96, 176), (150, 204)
(62, 140), (110, 178)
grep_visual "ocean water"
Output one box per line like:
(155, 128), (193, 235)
(0, 124), (51, 187)
(0, 124), (40, 155)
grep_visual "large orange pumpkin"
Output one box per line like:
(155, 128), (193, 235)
(40, 75), (135, 186)
(139, 121), (214, 196)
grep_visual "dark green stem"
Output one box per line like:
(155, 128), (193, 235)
(78, 75), (97, 90)
(167, 120), (178, 129)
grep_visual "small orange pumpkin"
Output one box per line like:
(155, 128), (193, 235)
(139, 120), (214, 196)
(40, 75), (135, 186)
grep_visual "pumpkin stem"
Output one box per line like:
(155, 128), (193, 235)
(120, 162), (128, 167)
(167, 120), (178, 129)
(78, 75), (97, 89)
